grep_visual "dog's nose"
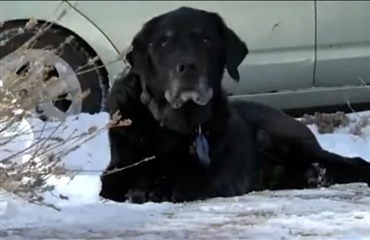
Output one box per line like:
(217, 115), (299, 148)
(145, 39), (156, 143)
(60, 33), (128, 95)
(175, 62), (198, 75)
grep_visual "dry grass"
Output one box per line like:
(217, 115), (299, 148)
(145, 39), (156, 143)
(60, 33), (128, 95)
(301, 79), (370, 135)
(301, 111), (369, 135)
(301, 112), (350, 134)
(0, 8), (134, 209)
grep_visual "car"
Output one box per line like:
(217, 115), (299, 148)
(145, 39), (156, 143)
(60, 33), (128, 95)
(1, 1), (369, 120)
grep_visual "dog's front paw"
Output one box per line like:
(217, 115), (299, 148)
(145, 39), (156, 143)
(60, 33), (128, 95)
(126, 189), (147, 204)
(126, 188), (170, 204)
(170, 189), (208, 203)
(170, 183), (212, 203)
(126, 182), (172, 204)
(99, 174), (128, 202)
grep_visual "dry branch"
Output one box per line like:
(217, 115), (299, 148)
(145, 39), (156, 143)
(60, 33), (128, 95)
(0, 11), (130, 209)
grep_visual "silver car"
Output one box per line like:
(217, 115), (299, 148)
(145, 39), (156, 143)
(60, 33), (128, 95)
(1, 1), (369, 119)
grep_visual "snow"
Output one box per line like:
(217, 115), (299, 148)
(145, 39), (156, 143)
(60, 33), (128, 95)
(1, 111), (370, 240)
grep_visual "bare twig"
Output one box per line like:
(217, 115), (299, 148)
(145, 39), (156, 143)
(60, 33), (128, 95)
(0, 4), (142, 210)
(0, 12), (120, 209)
(345, 78), (370, 136)
(103, 156), (156, 176)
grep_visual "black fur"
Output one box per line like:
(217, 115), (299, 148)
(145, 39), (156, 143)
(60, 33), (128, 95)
(100, 7), (370, 204)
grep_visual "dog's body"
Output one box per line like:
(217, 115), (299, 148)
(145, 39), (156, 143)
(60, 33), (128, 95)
(100, 7), (370, 203)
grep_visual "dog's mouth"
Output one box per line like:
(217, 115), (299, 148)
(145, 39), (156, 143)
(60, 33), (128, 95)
(164, 88), (213, 109)
(164, 77), (214, 109)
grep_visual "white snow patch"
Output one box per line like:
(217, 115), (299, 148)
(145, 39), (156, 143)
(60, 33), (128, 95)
(0, 111), (369, 239)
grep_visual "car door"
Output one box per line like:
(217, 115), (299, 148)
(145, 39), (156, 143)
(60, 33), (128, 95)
(315, 1), (370, 87)
(69, 1), (315, 97)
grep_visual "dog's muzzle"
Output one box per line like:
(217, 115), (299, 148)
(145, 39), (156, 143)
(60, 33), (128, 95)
(165, 88), (213, 109)
(165, 64), (213, 108)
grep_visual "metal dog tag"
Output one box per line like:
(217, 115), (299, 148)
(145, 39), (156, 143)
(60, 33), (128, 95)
(195, 127), (210, 166)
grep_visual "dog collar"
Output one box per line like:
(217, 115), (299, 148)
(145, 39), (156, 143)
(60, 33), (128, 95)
(139, 77), (162, 123)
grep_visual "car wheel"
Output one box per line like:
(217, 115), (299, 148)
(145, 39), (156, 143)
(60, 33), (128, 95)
(0, 21), (109, 121)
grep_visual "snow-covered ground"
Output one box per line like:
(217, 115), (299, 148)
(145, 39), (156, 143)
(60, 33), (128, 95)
(0, 111), (370, 240)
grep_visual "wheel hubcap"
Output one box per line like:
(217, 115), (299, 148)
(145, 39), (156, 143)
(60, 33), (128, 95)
(0, 49), (82, 121)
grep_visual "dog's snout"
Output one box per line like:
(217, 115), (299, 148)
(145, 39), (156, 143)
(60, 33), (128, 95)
(180, 91), (200, 103)
(175, 62), (198, 75)
(165, 88), (213, 108)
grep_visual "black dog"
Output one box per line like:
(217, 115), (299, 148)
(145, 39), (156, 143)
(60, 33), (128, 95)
(100, 7), (370, 203)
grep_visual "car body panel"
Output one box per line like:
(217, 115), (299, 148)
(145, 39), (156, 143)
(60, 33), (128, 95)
(315, 1), (370, 87)
(230, 85), (370, 110)
(0, 0), (125, 85)
(1, 1), (369, 110)
(68, 0), (316, 96)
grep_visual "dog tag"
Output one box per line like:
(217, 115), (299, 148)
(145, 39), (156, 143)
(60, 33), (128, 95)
(195, 131), (210, 166)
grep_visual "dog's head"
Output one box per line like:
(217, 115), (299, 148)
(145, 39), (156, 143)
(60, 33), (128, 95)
(126, 7), (248, 132)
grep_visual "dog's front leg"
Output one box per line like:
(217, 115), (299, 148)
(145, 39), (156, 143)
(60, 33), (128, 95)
(99, 127), (153, 202)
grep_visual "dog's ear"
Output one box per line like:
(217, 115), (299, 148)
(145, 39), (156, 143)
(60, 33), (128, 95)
(125, 26), (151, 73)
(213, 14), (248, 82)
(224, 27), (248, 82)
(125, 17), (160, 73)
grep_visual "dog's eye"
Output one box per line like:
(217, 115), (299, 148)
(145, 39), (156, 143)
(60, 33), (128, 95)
(202, 38), (210, 44)
(161, 40), (168, 47)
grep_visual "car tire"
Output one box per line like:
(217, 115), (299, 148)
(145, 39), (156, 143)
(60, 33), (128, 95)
(0, 20), (109, 119)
